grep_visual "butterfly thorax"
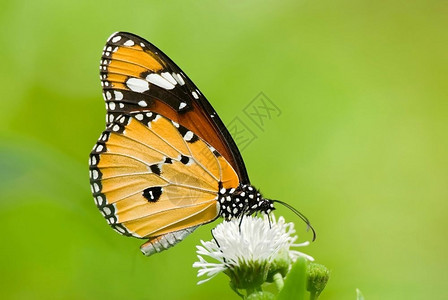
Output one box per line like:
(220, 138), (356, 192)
(217, 184), (275, 220)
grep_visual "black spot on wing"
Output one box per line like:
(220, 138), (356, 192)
(180, 155), (190, 165)
(149, 164), (161, 175)
(143, 187), (163, 203)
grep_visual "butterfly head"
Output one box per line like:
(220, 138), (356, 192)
(218, 184), (275, 220)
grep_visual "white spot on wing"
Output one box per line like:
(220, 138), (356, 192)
(114, 91), (123, 100)
(179, 102), (186, 109)
(111, 35), (121, 43)
(161, 72), (178, 85)
(103, 207), (111, 215)
(124, 40), (135, 46)
(172, 73), (185, 85)
(192, 91), (199, 99)
(184, 131), (194, 141)
(96, 195), (104, 206)
(146, 73), (176, 90)
(138, 100), (148, 107)
(126, 78), (149, 93)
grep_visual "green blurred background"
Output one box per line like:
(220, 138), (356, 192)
(1, 0), (447, 299)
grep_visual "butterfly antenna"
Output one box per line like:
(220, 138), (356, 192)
(271, 200), (316, 241)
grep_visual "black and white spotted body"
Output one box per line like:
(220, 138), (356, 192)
(217, 184), (274, 220)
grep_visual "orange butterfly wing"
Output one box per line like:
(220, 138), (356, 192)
(100, 32), (249, 184)
(89, 112), (239, 254)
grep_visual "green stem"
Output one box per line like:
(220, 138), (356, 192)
(310, 290), (319, 300)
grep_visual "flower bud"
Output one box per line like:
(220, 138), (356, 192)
(307, 262), (330, 299)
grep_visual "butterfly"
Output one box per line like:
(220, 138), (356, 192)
(89, 32), (315, 256)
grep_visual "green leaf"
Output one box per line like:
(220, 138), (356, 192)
(277, 257), (307, 300)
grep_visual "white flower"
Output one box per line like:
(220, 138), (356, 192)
(193, 215), (314, 286)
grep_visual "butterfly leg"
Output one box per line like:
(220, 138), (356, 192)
(211, 228), (228, 264)
(238, 214), (245, 233)
(267, 213), (272, 229)
(238, 203), (250, 233)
